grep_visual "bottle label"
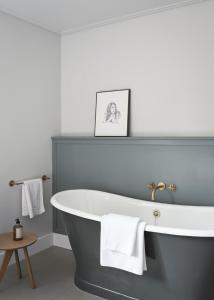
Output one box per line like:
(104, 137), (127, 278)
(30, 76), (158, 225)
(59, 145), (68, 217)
(16, 228), (23, 239)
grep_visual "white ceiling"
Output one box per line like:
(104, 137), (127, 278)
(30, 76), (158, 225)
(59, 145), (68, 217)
(0, 0), (206, 34)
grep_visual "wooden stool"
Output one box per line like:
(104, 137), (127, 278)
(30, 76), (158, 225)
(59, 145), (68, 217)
(0, 232), (37, 289)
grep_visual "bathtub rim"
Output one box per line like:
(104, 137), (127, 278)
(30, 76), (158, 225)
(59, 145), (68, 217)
(51, 189), (214, 238)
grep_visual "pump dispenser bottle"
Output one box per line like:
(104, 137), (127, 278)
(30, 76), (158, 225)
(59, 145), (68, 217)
(13, 218), (23, 241)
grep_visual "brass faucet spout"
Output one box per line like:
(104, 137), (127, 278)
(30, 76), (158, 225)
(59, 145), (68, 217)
(151, 189), (156, 201)
(146, 182), (166, 201)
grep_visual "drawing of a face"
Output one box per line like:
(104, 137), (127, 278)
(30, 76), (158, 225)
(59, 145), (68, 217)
(104, 102), (121, 123)
(110, 103), (116, 114)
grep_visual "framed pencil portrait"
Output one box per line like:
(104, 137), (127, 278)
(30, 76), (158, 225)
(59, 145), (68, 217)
(94, 89), (130, 137)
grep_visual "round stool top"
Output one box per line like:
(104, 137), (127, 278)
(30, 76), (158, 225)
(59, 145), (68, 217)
(0, 232), (37, 250)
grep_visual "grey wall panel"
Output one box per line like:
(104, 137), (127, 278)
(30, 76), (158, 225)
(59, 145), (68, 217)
(52, 137), (214, 233)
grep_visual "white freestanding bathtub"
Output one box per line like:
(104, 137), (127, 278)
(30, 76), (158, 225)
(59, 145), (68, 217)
(51, 189), (214, 300)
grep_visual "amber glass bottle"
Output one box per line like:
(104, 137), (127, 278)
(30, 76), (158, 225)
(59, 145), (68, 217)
(13, 218), (23, 241)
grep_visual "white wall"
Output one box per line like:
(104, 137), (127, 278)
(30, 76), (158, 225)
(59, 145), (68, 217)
(0, 12), (60, 236)
(1, 0), (213, 240)
(61, 0), (214, 136)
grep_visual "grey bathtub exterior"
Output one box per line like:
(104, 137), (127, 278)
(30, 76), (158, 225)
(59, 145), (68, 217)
(62, 211), (214, 300)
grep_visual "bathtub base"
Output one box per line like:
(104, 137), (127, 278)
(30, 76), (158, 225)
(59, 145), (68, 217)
(63, 212), (214, 300)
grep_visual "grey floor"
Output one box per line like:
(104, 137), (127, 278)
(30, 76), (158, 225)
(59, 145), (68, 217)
(0, 246), (103, 300)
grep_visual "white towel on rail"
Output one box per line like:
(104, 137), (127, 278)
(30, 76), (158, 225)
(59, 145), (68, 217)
(22, 179), (45, 218)
(100, 213), (147, 275)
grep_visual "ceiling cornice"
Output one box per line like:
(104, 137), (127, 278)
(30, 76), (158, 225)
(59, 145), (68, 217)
(0, 5), (60, 34)
(61, 0), (206, 35)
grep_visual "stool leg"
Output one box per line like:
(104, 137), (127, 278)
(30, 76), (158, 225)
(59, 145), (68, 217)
(0, 250), (13, 282)
(15, 250), (22, 279)
(23, 247), (36, 289)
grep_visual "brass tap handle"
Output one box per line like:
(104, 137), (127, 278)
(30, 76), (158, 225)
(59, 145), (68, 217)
(146, 183), (156, 190)
(168, 184), (176, 192)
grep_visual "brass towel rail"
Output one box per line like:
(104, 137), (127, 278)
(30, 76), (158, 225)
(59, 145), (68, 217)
(9, 175), (50, 187)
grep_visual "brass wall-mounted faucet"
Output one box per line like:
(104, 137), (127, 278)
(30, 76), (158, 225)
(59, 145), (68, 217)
(146, 182), (166, 201)
(146, 182), (176, 201)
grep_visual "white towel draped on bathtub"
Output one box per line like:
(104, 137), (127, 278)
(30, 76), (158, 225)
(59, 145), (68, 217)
(100, 213), (147, 275)
(22, 179), (45, 218)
